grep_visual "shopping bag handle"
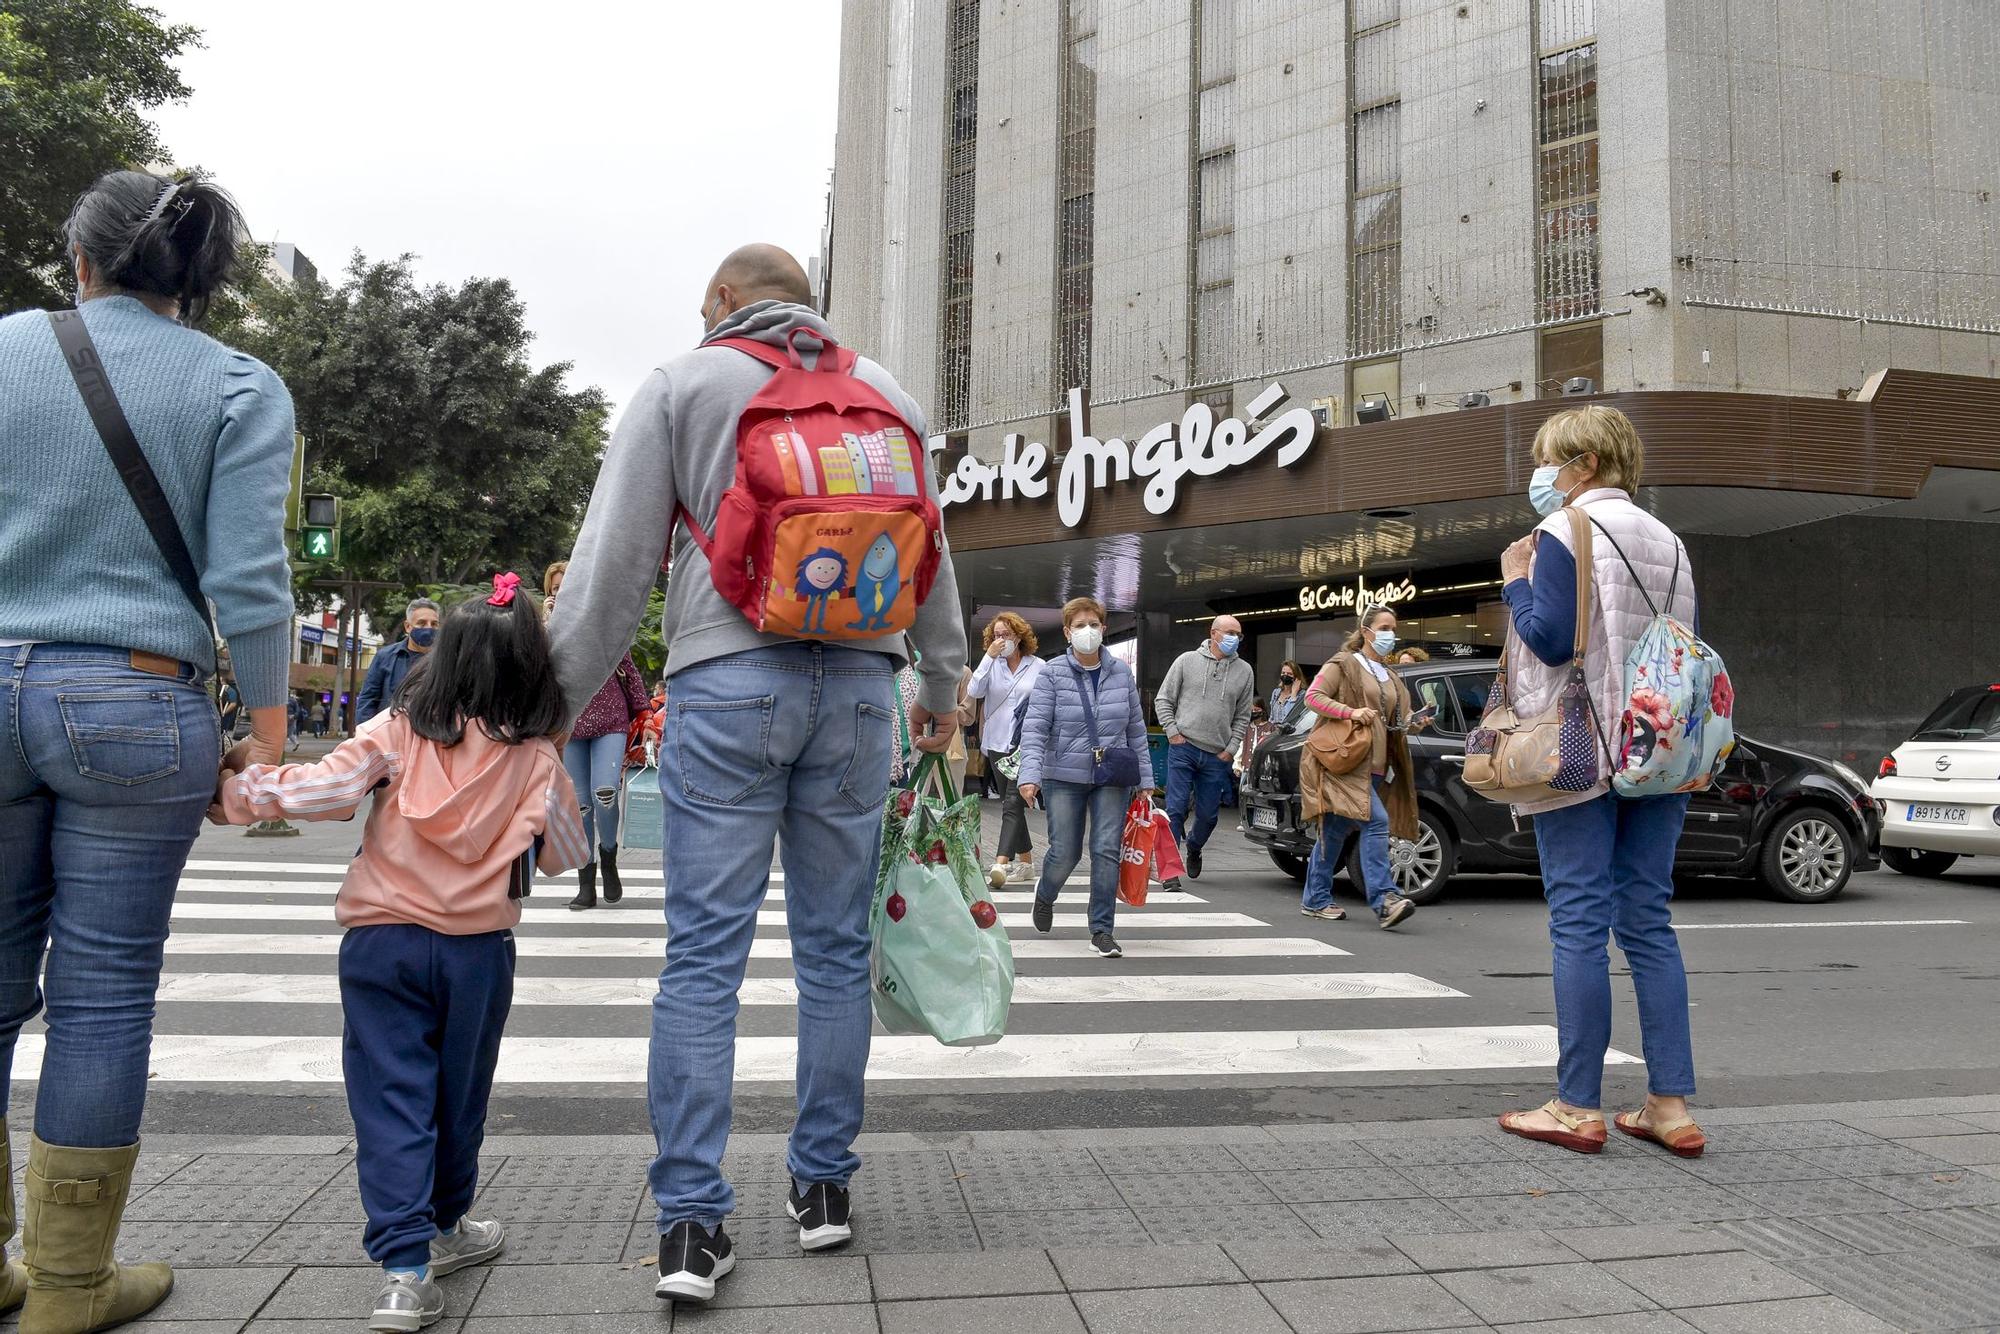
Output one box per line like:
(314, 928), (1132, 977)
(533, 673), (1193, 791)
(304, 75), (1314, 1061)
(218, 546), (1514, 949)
(911, 751), (960, 805)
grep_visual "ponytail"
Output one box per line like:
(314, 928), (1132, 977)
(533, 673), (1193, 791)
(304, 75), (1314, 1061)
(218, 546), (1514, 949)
(1342, 604), (1396, 654)
(65, 170), (248, 325)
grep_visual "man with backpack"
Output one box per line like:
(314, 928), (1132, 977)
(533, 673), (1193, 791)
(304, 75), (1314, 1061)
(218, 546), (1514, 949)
(547, 244), (966, 1306)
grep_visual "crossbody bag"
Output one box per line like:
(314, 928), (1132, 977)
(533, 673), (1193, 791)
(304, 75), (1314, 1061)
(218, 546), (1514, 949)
(1069, 660), (1144, 789)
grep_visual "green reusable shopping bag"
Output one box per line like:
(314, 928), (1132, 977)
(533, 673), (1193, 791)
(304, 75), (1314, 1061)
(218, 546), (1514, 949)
(870, 754), (1015, 1047)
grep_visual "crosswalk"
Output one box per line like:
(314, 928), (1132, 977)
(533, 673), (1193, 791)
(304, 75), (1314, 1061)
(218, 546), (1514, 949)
(10, 853), (1636, 1087)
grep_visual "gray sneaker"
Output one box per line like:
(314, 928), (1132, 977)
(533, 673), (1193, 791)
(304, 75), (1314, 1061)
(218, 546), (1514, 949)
(430, 1216), (505, 1276)
(369, 1270), (444, 1332)
(1377, 893), (1416, 930)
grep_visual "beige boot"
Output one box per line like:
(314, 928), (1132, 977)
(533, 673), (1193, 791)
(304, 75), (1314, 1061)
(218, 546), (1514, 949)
(21, 1137), (172, 1333)
(1, 1123), (26, 1313)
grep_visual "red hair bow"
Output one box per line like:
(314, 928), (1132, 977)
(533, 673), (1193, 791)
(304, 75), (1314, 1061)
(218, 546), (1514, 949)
(487, 571), (522, 606)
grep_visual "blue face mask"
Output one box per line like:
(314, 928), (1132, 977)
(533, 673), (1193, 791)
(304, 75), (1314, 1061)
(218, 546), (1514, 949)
(1371, 629), (1397, 656)
(408, 626), (437, 649)
(1218, 633), (1241, 657)
(1529, 461), (1580, 516)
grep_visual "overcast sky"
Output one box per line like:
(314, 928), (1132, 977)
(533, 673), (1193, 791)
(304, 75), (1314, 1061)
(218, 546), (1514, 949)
(151, 1), (843, 415)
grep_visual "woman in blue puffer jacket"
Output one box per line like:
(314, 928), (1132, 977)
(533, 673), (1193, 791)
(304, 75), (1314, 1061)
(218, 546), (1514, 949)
(1015, 597), (1154, 959)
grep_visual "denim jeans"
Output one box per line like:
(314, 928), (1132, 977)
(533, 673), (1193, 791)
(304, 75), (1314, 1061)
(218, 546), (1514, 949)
(564, 730), (627, 855)
(1035, 780), (1132, 936)
(1304, 778), (1394, 913)
(1164, 742), (1232, 854)
(1532, 791), (1696, 1108)
(0, 643), (219, 1146)
(649, 643), (894, 1230)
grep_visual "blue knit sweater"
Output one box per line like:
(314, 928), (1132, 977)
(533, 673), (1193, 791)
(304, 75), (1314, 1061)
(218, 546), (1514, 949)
(0, 297), (297, 707)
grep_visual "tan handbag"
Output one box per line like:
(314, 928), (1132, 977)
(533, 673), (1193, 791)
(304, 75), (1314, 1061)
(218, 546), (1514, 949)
(1462, 507), (1606, 804)
(1302, 712), (1371, 777)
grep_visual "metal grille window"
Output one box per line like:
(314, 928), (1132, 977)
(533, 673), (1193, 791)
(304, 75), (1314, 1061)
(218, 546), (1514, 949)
(1190, 0), (1236, 387)
(1535, 5), (1599, 328)
(1349, 5), (1401, 363)
(1055, 2), (1098, 393)
(936, 0), (980, 431)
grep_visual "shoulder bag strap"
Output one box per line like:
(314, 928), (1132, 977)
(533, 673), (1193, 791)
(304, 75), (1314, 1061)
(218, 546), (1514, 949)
(1562, 505), (1595, 661)
(47, 310), (215, 640)
(1070, 659), (1106, 758)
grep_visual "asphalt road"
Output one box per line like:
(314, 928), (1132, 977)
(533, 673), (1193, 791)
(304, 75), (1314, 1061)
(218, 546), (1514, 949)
(14, 799), (1997, 1137)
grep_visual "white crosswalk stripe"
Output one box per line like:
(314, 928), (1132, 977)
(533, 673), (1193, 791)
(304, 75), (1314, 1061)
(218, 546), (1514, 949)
(122, 855), (1629, 1084)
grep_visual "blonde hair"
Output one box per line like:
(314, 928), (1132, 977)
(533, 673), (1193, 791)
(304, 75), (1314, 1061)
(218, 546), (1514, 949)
(982, 612), (1038, 657)
(1534, 404), (1643, 493)
(1061, 596), (1107, 628)
(543, 559), (568, 593)
(1341, 604), (1398, 654)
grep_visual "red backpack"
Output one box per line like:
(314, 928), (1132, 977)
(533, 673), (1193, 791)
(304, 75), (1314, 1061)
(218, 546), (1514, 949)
(676, 330), (944, 640)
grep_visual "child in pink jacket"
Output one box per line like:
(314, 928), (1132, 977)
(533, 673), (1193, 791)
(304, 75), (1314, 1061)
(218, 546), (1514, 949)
(217, 574), (589, 1332)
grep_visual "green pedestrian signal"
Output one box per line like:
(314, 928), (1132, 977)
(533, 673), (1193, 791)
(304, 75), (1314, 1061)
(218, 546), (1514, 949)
(301, 526), (338, 561)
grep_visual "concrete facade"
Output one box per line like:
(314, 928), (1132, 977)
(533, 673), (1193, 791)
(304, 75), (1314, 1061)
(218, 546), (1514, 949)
(830, 0), (1997, 455)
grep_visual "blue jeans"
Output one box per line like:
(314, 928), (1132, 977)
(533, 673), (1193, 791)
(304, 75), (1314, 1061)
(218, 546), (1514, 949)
(650, 643), (894, 1230)
(564, 729), (627, 855)
(0, 644), (219, 1146)
(340, 925), (514, 1270)
(1533, 791), (1696, 1108)
(1304, 779), (1393, 913)
(1165, 742), (1232, 854)
(1035, 780), (1132, 936)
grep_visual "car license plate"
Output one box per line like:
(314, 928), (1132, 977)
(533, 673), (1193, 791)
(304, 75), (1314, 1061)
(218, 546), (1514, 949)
(1908, 803), (1968, 825)
(1250, 806), (1280, 832)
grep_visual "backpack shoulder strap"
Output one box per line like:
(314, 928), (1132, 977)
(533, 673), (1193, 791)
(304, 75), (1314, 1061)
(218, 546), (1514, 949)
(46, 310), (215, 640)
(1581, 512), (1662, 618)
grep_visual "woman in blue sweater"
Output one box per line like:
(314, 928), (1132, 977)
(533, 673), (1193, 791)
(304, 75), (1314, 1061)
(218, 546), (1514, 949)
(1014, 598), (1154, 959)
(0, 171), (296, 1330)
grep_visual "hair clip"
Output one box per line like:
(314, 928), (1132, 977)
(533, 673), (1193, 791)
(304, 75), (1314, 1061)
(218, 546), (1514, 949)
(142, 180), (186, 225)
(487, 572), (522, 607)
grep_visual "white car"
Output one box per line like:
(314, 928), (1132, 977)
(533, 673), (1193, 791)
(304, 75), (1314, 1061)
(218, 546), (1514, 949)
(1871, 684), (2000, 875)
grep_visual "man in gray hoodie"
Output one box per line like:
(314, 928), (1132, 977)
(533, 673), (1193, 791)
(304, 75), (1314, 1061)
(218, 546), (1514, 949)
(547, 244), (966, 1304)
(1155, 615), (1255, 879)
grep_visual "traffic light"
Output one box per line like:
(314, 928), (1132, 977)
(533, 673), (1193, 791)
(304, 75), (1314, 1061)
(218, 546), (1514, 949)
(300, 494), (339, 562)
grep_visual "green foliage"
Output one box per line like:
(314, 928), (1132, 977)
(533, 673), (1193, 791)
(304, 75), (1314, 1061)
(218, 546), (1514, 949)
(210, 254), (609, 624)
(0, 0), (197, 311)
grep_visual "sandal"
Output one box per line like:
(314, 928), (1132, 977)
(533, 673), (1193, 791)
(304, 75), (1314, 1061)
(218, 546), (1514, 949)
(1615, 1109), (1707, 1158)
(1498, 1099), (1607, 1155)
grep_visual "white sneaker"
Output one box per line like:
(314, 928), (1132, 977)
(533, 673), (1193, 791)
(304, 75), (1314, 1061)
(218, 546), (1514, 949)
(429, 1216), (505, 1275)
(369, 1270), (444, 1332)
(1008, 861), (1037, 884)
(988, 862), (1010, 890)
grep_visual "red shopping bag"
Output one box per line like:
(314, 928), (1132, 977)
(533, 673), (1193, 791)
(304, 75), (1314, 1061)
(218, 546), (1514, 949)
(1149, 805), (1187, 884)
(1118, 795), (1154, 907)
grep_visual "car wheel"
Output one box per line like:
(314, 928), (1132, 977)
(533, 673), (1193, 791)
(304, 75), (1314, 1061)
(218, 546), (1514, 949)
(1349, 810), (1456, 905)
(1881, 845), (1960, 878)
(1761, 808), (1855, 903)
(1269, 850), (1309, 883)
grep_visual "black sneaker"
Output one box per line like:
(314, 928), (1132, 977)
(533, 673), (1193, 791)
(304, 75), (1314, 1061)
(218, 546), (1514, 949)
(1031, 898), (1054, 934)
(1091, 931), (1122, 958)
(655, 1220), (735, 1302)
(786, 1181), (853, 1251)
(1377, 893), (1416, 930)
(1185, 845), (1204, 880)
(1161, 876), (1183, 892)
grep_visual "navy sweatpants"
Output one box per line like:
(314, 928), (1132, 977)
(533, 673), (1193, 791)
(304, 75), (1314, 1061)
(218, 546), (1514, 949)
(339, 924), (515, 1269)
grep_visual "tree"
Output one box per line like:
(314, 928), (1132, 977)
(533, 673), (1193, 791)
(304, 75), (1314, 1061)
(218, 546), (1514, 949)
(0, 0), (197, 312)
(212, 254), (610, 624)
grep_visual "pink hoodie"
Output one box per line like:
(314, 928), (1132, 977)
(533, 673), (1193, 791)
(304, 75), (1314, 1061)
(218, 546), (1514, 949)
(222, 712), (592, 934)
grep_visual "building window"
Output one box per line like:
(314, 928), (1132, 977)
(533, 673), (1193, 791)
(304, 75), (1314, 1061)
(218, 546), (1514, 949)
(1054, 1), (1098, 393)
(1189, 0), (1236, 390)
(935, 0), (981, 432)
(1538, 322), (1603, 393)
(1349, 6), (1401, 364)
(1351, 357), (1400, 423)
(1535, 1), (1599, 331)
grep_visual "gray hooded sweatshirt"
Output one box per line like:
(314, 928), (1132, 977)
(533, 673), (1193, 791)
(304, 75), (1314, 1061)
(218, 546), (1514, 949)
(547, 301), (967, 720)
(1155, 641), (1256, 756)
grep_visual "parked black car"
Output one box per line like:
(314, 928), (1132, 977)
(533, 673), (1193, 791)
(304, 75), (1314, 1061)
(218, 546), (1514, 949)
(1242, 658), (1880, 904)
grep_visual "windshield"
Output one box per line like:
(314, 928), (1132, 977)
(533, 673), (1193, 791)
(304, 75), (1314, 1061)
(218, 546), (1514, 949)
(1911, 687), (2000, 742)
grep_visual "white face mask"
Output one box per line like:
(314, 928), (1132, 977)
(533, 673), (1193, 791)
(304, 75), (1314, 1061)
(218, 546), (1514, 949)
(1070, 625), (1103, 655)
(996, 637), (1016, 655)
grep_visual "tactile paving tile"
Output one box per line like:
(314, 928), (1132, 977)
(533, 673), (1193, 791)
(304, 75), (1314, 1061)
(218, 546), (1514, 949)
(949, 1147), (1107, 1178)
(285, 1181), (369, 1223)
(1088, 1143), (1250, 1175)
(1296, 1197), (1476, 1238)
(1543, 1157), (1700, 1192)
(128, 1152), (201, 1187)
(1445, 1192), (1629, 1232)
(1702, 1216), (1860, 1260)
(126, 1180), (318, 1223)
(242, 1223), (370, 1267)
(1228, 1141), (1387, 1172)
(468, 1184), (650, 1223)
(1901, 1205), (2000, 1247)
(1588, 1184), (1769, 1224)
(1113, 1171), (1279, 1211)
(1394, 1161), (1568, 1199)
(1792, 1145), (1963, 1176)
(1710, 1121), (1884, 1151)
(166, 1154), (351, 1188)
(1855, 1172), (2000, 1209)
(958, 1170), (1124, 1213)
(483, 1155), (653, 1188)
(489, 1221), (632, 1265)
(116, 1220), (280, 1267)
(1790, 1210), (1970, 1255)
(1142, 1203), (1317, 1246)
(1722, 1178), (1906, 1217)
(1784, 1247), (2000, 1328)
(1355, 1136), (1521, 1167)
(975, 1208), (1152, 1250)
(1674, 1151), (1841, 1185)
(1252, 1168), (1426, 1204)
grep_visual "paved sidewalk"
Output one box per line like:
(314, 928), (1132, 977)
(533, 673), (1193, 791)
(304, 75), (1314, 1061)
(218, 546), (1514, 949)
(7, 1094), (2000, 1331)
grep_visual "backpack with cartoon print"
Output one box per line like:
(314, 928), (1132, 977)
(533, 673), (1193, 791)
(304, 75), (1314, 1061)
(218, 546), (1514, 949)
(676, 330), (944, 640)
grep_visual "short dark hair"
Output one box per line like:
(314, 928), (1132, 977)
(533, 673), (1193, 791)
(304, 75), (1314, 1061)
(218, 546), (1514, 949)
(395, 593), (565, 746)
(65, 170), (248, 325)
